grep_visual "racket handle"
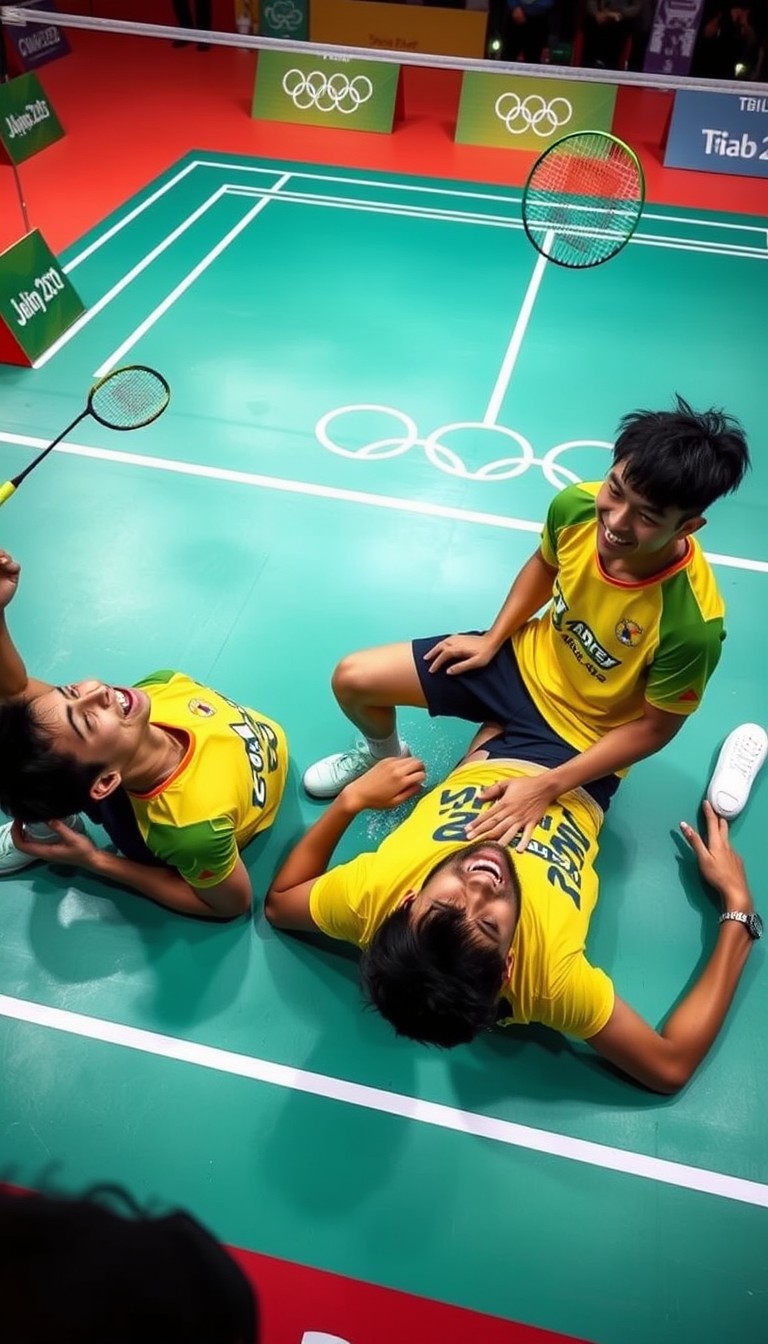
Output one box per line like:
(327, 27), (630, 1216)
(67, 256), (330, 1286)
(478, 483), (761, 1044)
(0, 481), (16, 507)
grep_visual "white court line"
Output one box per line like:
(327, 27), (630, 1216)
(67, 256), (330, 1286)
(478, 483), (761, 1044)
(63, 160), (201, 273)
(1, 433), (766, 574)
(33, 186), (232, 370)
(484, 234), (551, 425)
(93, 174), (292, 377)
(0, 994), (765, 1209)
(61, 158), (768, 274)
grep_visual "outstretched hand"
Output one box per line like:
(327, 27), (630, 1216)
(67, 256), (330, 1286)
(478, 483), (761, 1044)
(344, 756), (427, 813)
(464, 772), (559, 852)
(422, 633), (498, 677)
(680, 801), (752, 913)
(0, 550), (21, 611)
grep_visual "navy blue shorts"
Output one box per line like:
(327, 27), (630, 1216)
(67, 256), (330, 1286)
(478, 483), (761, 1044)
(411, 633), (620, 813)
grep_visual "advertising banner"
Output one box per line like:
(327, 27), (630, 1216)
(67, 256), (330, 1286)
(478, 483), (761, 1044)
(643, 0), (705, 76)
(253, 50), (399, 134)
(3, 0), (70, 72)
(0, 230), (84, 366)
(456, 73), (617, 152)
(665, 89), (768, 177)
(310, 0), (487, 58)
(0, 71), (63, 165)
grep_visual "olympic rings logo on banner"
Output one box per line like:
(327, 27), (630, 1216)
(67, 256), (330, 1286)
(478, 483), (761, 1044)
(494, 92), (573, 137)
(263, 1), (303, 32)
(281, 69), (374, 114)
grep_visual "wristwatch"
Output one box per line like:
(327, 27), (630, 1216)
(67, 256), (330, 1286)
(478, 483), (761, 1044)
(719, 910), (763, 940)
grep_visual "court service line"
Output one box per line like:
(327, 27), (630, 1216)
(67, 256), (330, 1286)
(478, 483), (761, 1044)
(0, 994), (766, 1209)
(93, 173), (293, 377)
(484, 234), (552, 425)
(1, 432), (766, 574)
(33, 186), (233, 370)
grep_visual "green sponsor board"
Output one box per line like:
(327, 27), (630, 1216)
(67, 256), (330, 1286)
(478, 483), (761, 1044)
(259, 0), (308, 41)
(0, 230), (84, 364)
(455, 73), (617, 151)
(252, 51), (398, 134)
(0, 72), (64, 165)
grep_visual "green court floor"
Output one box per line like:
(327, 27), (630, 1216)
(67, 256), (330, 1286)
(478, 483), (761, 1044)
(0, 153), (766, 1344)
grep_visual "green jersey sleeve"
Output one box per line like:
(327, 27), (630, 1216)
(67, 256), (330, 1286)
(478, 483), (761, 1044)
(143, 816), (239, 889)
(542, 483), (599, 567)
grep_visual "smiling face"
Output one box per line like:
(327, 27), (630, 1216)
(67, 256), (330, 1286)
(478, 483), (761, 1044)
(30, 680), (152, 793)
(407, 841), (520, 962)
(594, 460), (704, 571)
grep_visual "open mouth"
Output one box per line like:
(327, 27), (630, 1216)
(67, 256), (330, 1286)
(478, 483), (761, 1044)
(465, 855), (504, 886)
(114, 687), (135, 718)
(602, 522), (633, 548)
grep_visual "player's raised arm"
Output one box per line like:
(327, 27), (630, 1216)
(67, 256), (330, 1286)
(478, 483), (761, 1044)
(0, 550), (52, 701)
(587, 803), (759, 1092)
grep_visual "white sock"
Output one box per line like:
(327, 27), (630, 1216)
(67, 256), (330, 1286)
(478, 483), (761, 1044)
(365, 728), (404, 760)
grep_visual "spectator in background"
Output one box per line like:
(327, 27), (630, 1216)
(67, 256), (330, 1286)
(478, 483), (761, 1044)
(172, 0), (212, 50)
(502, 0), (556, 62)
(628, 0), (656, 69)
(582, 0), (642, 68)
(691, 2), (765, 77)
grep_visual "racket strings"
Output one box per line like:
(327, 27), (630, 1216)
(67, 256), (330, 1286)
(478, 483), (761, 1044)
(90, 367), (170, 430)
(523, 132), (644, 269)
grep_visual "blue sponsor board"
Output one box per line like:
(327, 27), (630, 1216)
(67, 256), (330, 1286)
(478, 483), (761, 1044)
(665, 90), (768, 178)
(5, 0), (70, 72)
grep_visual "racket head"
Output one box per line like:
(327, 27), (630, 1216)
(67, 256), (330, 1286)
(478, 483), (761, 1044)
(522, 130), (645, 270)
(87, 365), (171, 431)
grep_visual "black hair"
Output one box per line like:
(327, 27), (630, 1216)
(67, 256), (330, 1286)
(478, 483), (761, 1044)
(0, 1185), (258, 1344)
(0, 699), (103, 823)
(612, 395), (750, 514)
(360, 902), (505, 1048)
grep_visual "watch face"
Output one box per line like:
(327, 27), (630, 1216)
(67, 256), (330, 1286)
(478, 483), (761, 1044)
(749, 912), (764, 939)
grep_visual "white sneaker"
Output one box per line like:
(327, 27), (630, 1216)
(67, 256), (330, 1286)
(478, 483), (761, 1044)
(0, 814), (85, 875)
(303, 742), (408, 800)
(706, 724), (768, 820)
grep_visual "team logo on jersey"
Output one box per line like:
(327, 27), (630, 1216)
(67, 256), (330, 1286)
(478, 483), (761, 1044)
(564, 620), (621, 669)
(615, 617), (643, 647)
(188, 698), (216, 718)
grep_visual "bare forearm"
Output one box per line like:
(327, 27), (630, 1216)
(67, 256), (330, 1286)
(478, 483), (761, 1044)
(660, 922), (752, 1076)
(88, 849), (230, 918)
(270, 792), (359, 893)
(0, 614), (28, 697)
(486, 551), (556, 647)
(549, 714), (681, 795)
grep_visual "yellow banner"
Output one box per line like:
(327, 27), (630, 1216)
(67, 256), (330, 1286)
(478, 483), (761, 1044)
(310, 0), (487, 58)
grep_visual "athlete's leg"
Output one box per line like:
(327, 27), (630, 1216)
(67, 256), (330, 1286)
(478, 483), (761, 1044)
(331, 641), (427, 740)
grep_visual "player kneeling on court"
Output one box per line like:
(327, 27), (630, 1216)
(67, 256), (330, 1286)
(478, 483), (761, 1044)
(266, 726), (764, 1094)
(0, 550), (287, 919)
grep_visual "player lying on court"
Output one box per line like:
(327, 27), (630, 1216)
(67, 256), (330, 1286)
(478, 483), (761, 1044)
(302, 398), (751, 849)
(266, 723), (764, 1094)
(0, 550), (287, 919)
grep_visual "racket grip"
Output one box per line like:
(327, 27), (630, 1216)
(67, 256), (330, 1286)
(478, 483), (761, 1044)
(0, 481), (16, 507)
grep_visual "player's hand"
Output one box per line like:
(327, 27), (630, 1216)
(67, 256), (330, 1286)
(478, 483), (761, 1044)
(0, 550), (21, 611)
(680, 801), (753, 914)
(464, 773), (558, 852)
(11, 819), (100, 870)
(422, 633), (498, 677)
(343, 756), (426, 813)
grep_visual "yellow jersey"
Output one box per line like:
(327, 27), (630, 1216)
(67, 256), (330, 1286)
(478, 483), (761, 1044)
(512, 482), (726, 752)
(310, 759), (614, 1040)
(128, 670), (287, 888)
